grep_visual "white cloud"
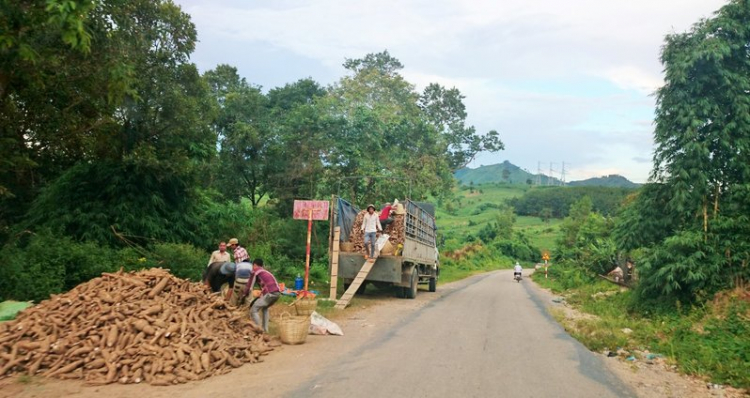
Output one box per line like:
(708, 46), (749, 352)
(176, 0), (727, 183)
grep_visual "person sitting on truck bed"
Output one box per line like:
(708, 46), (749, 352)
(362, 204), (382, 260)
(379, 202), (394, 229)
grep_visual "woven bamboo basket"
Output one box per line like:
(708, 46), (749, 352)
(294, 298), (318, 316)
(278, 313), (310, 345)
(340, 242), (354, 252)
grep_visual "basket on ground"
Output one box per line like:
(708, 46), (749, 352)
(294, 298), (318, 316)
(278, 313), (310, 345)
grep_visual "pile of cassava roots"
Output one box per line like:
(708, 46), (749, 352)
(0, 268), (275, 386)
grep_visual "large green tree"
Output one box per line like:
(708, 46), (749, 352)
(621, 0), (750, 301)
(6, 0), (216, 245)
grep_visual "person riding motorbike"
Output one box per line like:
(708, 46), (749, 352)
(513, 262), (523, 281)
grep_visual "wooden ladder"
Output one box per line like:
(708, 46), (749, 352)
(334, 258), (375, 309)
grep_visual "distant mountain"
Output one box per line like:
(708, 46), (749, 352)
(455, 163), (640, 188)
(454, 161), (561, 185)
(567, 175), (641, 188)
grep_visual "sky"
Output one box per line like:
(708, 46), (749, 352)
(174, 0), (727, 183)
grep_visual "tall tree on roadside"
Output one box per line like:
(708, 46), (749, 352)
(205, 65), (277, 207)
(419, 83), (503, 170)
(620, 0), (750, 301)
(16, 0), (217, 246)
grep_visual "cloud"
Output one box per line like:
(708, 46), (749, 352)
(175, 0), (726, 183)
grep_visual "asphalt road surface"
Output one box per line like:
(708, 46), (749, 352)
(292, 270), (635, 398)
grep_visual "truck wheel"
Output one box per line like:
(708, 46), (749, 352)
(428, 276), (437, 292)
(405, 269), (418, 299)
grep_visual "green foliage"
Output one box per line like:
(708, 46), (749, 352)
(635, 231), (725, 303)
(617, 0), (750, 304)
(150, 243), (206, 282)
(23, 161), (210, 247)
(535, 265), (750, 389)
(510, 186), (635, 218)
(0, 231), (110, 302)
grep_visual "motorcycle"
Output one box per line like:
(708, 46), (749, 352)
(514, 273), (522, 283)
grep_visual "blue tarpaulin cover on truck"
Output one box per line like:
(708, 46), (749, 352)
(336, 197), (360, 243)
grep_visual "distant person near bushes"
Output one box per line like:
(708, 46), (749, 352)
(227, 238), (249, 264)
(243, 258), (280, 332)
(207, 241), (231, 267)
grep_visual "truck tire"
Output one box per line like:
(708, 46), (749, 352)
(428, 276), (437, 292)
(405, 269), (418, 299)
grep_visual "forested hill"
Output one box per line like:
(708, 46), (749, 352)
(454, 161), (561, 185)
(567, 174), (640, 188)
(455, 162), (639, 188)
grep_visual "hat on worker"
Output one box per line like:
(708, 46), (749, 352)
(366, 204), (376, 211)
(227, 238), (239, 246)
(219, 262), (236, 276)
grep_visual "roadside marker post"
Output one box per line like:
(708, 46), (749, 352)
(542, 251), (550, 279)
(293, 200), (330, 292)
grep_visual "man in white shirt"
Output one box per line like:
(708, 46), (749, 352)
(514, 262), (523, 279)
(361, 204), (382, 260)
(207, 241), (231, 267)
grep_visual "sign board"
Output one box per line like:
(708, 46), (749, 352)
(542, 251), (550, 261)
(293, 200), (330, 221)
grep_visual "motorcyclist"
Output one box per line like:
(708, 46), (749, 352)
(513, 262), (523, 280)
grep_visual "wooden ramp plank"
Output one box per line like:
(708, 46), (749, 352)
(335, 258), (375, 309)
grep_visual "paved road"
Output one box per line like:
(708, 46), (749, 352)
(293, 270), (634, 398)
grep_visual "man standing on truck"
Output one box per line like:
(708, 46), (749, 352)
(379, 202), (394, 230)
(361, 204), (382, 260)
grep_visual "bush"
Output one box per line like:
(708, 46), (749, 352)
(150, 243), (207, 281)
(0, 231), (118, 302)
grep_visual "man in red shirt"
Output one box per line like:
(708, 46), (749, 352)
(243, 258), (281, 332)
(379, 202), (394, 229)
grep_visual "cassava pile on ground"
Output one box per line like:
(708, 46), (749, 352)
(0, 268), (275, 386)
(349, 210), (405, 254)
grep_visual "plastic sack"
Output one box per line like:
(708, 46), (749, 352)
(308, 311), (344, 336)
(375, 234), (390, 251)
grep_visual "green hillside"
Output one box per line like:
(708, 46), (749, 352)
(567, 174), (640, 188)
(454, 161), (561, 185)
(436, 183), (561, 254)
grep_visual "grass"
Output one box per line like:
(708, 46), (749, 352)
(533, 264), (750, 389)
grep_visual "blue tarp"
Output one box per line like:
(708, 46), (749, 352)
(336, 197), (360, 243)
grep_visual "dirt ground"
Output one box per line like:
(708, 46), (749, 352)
(544, 290), (748, 398)
(0, 286), (434, 398)
(1, 276), (747, 398)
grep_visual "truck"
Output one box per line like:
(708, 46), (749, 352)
(330, 198), (439, 299)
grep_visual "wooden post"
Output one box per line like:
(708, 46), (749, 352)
(304, 209), (312, 291)
(330, 227), (340, 300)
(545, 259), (548, 279)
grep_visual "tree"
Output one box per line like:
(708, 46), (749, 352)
(321, 51), (451, 204)
(619, 0), (750, 302)
(539, 207), (553, 224)
(8, 0), (217, 246)
(652, 0), (750, 235)
(502, 168), (511, 183)
(204, 65), (277, 207)
(419, 83), (504, 170)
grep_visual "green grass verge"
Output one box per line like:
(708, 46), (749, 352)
(533, 263), (750, 389)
